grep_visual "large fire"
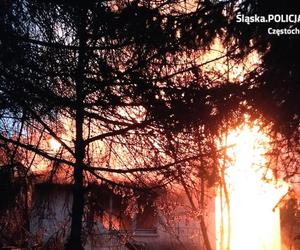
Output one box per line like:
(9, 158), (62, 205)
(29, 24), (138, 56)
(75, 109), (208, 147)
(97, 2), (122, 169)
(216, 124), (289, 250)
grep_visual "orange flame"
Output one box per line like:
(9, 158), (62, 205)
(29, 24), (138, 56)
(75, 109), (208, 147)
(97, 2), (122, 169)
(216, 124), (288, 250)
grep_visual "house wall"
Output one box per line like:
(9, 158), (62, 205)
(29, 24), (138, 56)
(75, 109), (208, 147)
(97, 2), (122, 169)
(30, 183), (217, 250)
(30, 184), (72, 248)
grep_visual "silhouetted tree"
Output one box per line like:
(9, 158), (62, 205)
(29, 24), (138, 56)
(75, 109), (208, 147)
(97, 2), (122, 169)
(4, 0), (298, 249)
(225, 0), (300, 180)
(0, 0), (241, 249)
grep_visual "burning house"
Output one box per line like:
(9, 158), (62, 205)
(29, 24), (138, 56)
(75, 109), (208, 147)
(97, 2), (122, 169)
(6, 178), (214, 250)
(0, 166), (299, 250)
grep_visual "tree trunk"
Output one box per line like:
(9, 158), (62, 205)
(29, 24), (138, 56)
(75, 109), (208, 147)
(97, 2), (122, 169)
(65, 130), (85, 250)
(65, 89), (85, 249)
(65, 8), (86, 250)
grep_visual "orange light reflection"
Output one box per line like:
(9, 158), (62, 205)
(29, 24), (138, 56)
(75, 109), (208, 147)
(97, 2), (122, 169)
(49, 138), (61, 151)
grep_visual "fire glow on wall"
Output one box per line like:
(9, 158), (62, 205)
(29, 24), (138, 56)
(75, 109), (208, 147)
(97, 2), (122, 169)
(215, 124), (288, 250)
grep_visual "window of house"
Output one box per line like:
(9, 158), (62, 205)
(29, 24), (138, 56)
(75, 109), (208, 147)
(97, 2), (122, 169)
(88, 186), (158, 236)
(134, 194), (158, 235)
